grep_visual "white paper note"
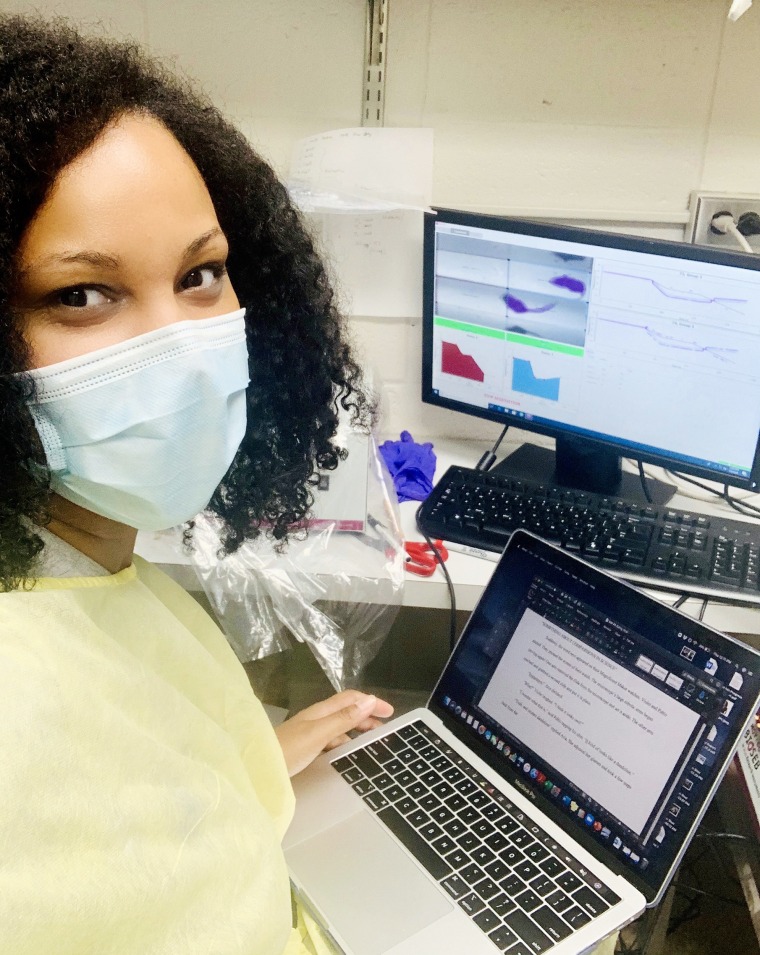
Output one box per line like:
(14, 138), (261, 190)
(289, 127), (433, 210)
(309, 207), (424, 318)
(289, 127), (433, 318)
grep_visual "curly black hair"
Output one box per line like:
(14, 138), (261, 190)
(0, 15), (374, 590)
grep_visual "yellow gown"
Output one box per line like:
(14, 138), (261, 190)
(0, 554), (331, 954)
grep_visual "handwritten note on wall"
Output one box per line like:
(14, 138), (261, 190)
(289, 128), (433, 318)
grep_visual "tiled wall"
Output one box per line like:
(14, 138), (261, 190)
(4, 0), (759, 441)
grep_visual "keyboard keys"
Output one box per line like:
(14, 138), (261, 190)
(350, 749), (382, 778)
(418, 466), (760, 601)
(460, 862), (486, 885)
(556, 871), (582, 893)
(471, 819), (496, 839)
(491, 893), (517, 917)
(500, 874), (527, 896)
(530, 875), (556, 897)
(474, 908), (501, 932)
(337, 724), (620, 946)
(457, 831), (480, 852)
(526, 843), (550, 863)
(440, 874), (468, 899)
(532, 905), (574, 942)
(363, 791), (388, 811)
(513, 860), (541, 882)
(501, 846), (525, 866)
(340, 766), (363, 784)
(540, 857), (565, 878)
(563, 906), (592, 929)
(514, 889), (542, 913)
(511, 830), (535, 848)
(419, 821), (444, 842)
(472, 845), (496, 867)
(459, 892), (486, 916)
(446, 848), (469, 869)
(432, 834), (457, 856)
(428, 804), (454, 824)
(484, 859), (511, 882)
(546, 890), (573, 913)
(383, 784), (405, 803)
(573, 886), (609, 917)
(443, 815), (466, 835)
(365, 741), (395, 764)
(485, 832), (509, 852)
(474, 877), (501, 901)
(488, 924), (519, 950)
(376, 806), (451, 881)
(504, 910), (552, 953)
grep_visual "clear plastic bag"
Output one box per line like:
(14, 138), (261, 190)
(189, 434), (405, 691)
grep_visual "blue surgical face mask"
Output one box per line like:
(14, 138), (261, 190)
(26, 307), (250, 530)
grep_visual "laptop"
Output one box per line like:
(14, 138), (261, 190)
(283, 530), (760, 955)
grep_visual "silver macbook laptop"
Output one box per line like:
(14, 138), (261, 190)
(284, 530), (760, 955)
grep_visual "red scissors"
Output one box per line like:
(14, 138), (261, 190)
(404, 539), (449, 576)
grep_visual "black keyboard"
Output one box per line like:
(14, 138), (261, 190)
(333, 720), (620, 954)
(417, 465), (760, 605)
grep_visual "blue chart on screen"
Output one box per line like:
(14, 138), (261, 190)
(512, 358), (561, 401)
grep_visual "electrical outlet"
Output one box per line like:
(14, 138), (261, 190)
(687, 191), (760, 250)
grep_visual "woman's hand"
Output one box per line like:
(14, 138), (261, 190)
(275, 690), (394, 777)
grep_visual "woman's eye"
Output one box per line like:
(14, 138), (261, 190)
(57, 286), (110, 308)
(181, 264), (225, 292)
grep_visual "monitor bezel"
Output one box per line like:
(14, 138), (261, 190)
(422, 207), (760, 492)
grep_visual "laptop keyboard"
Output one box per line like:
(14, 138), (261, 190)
(332, 720), (621, 954)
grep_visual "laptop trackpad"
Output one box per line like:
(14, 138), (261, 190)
(288, 810), (452, 955)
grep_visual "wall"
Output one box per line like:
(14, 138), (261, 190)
(2, 0), (759, 442)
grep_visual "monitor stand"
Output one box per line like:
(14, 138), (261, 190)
(492, 436), (677, 507)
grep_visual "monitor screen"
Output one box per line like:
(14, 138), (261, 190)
(422, 208), (760, 492)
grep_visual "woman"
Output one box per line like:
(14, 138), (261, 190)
(0, 15), (391, 954)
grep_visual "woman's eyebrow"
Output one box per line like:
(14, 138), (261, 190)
(19, 250), (120, 276)
(183, 228), (226, 259)
(17, 229), (226, 279)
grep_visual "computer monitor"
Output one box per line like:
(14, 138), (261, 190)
(422, 208), (760, 500)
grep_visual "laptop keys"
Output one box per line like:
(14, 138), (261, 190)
(376, 806), (451, 881)
(334, 724), (621, 949)
(488, 925), (519, 951)
(440, 873), (468, 899)
(348, 749), (383, 778)
(473, 908), (501, 932)
(573, 886), (610, 917)
(532, 906), (574, 942)
(503, 910), (552, 953)
(459, 892), (486, 916)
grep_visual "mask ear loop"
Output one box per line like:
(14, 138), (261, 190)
(28, 408), (67, 471)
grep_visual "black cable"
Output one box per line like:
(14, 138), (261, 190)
(637, 460), (653, 504)
(666, 470), (723, 497)
(723, 484), (760, 517)
(475, 424), (510, 472)
(672, 594), (689, 609)
(417, 507), (458, 653)
(698, 598), (708, 621)
(696, 831), (757, 843)
(671, 881), (747, 907)
(666, 469), (760, 520)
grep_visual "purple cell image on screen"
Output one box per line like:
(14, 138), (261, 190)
(504, 294), (556, 315)
(550, 274), (586, 295)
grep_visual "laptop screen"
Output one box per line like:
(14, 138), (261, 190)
(431, 530), (760, 901)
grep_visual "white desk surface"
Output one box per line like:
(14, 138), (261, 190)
(136, 435), (760, 638)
